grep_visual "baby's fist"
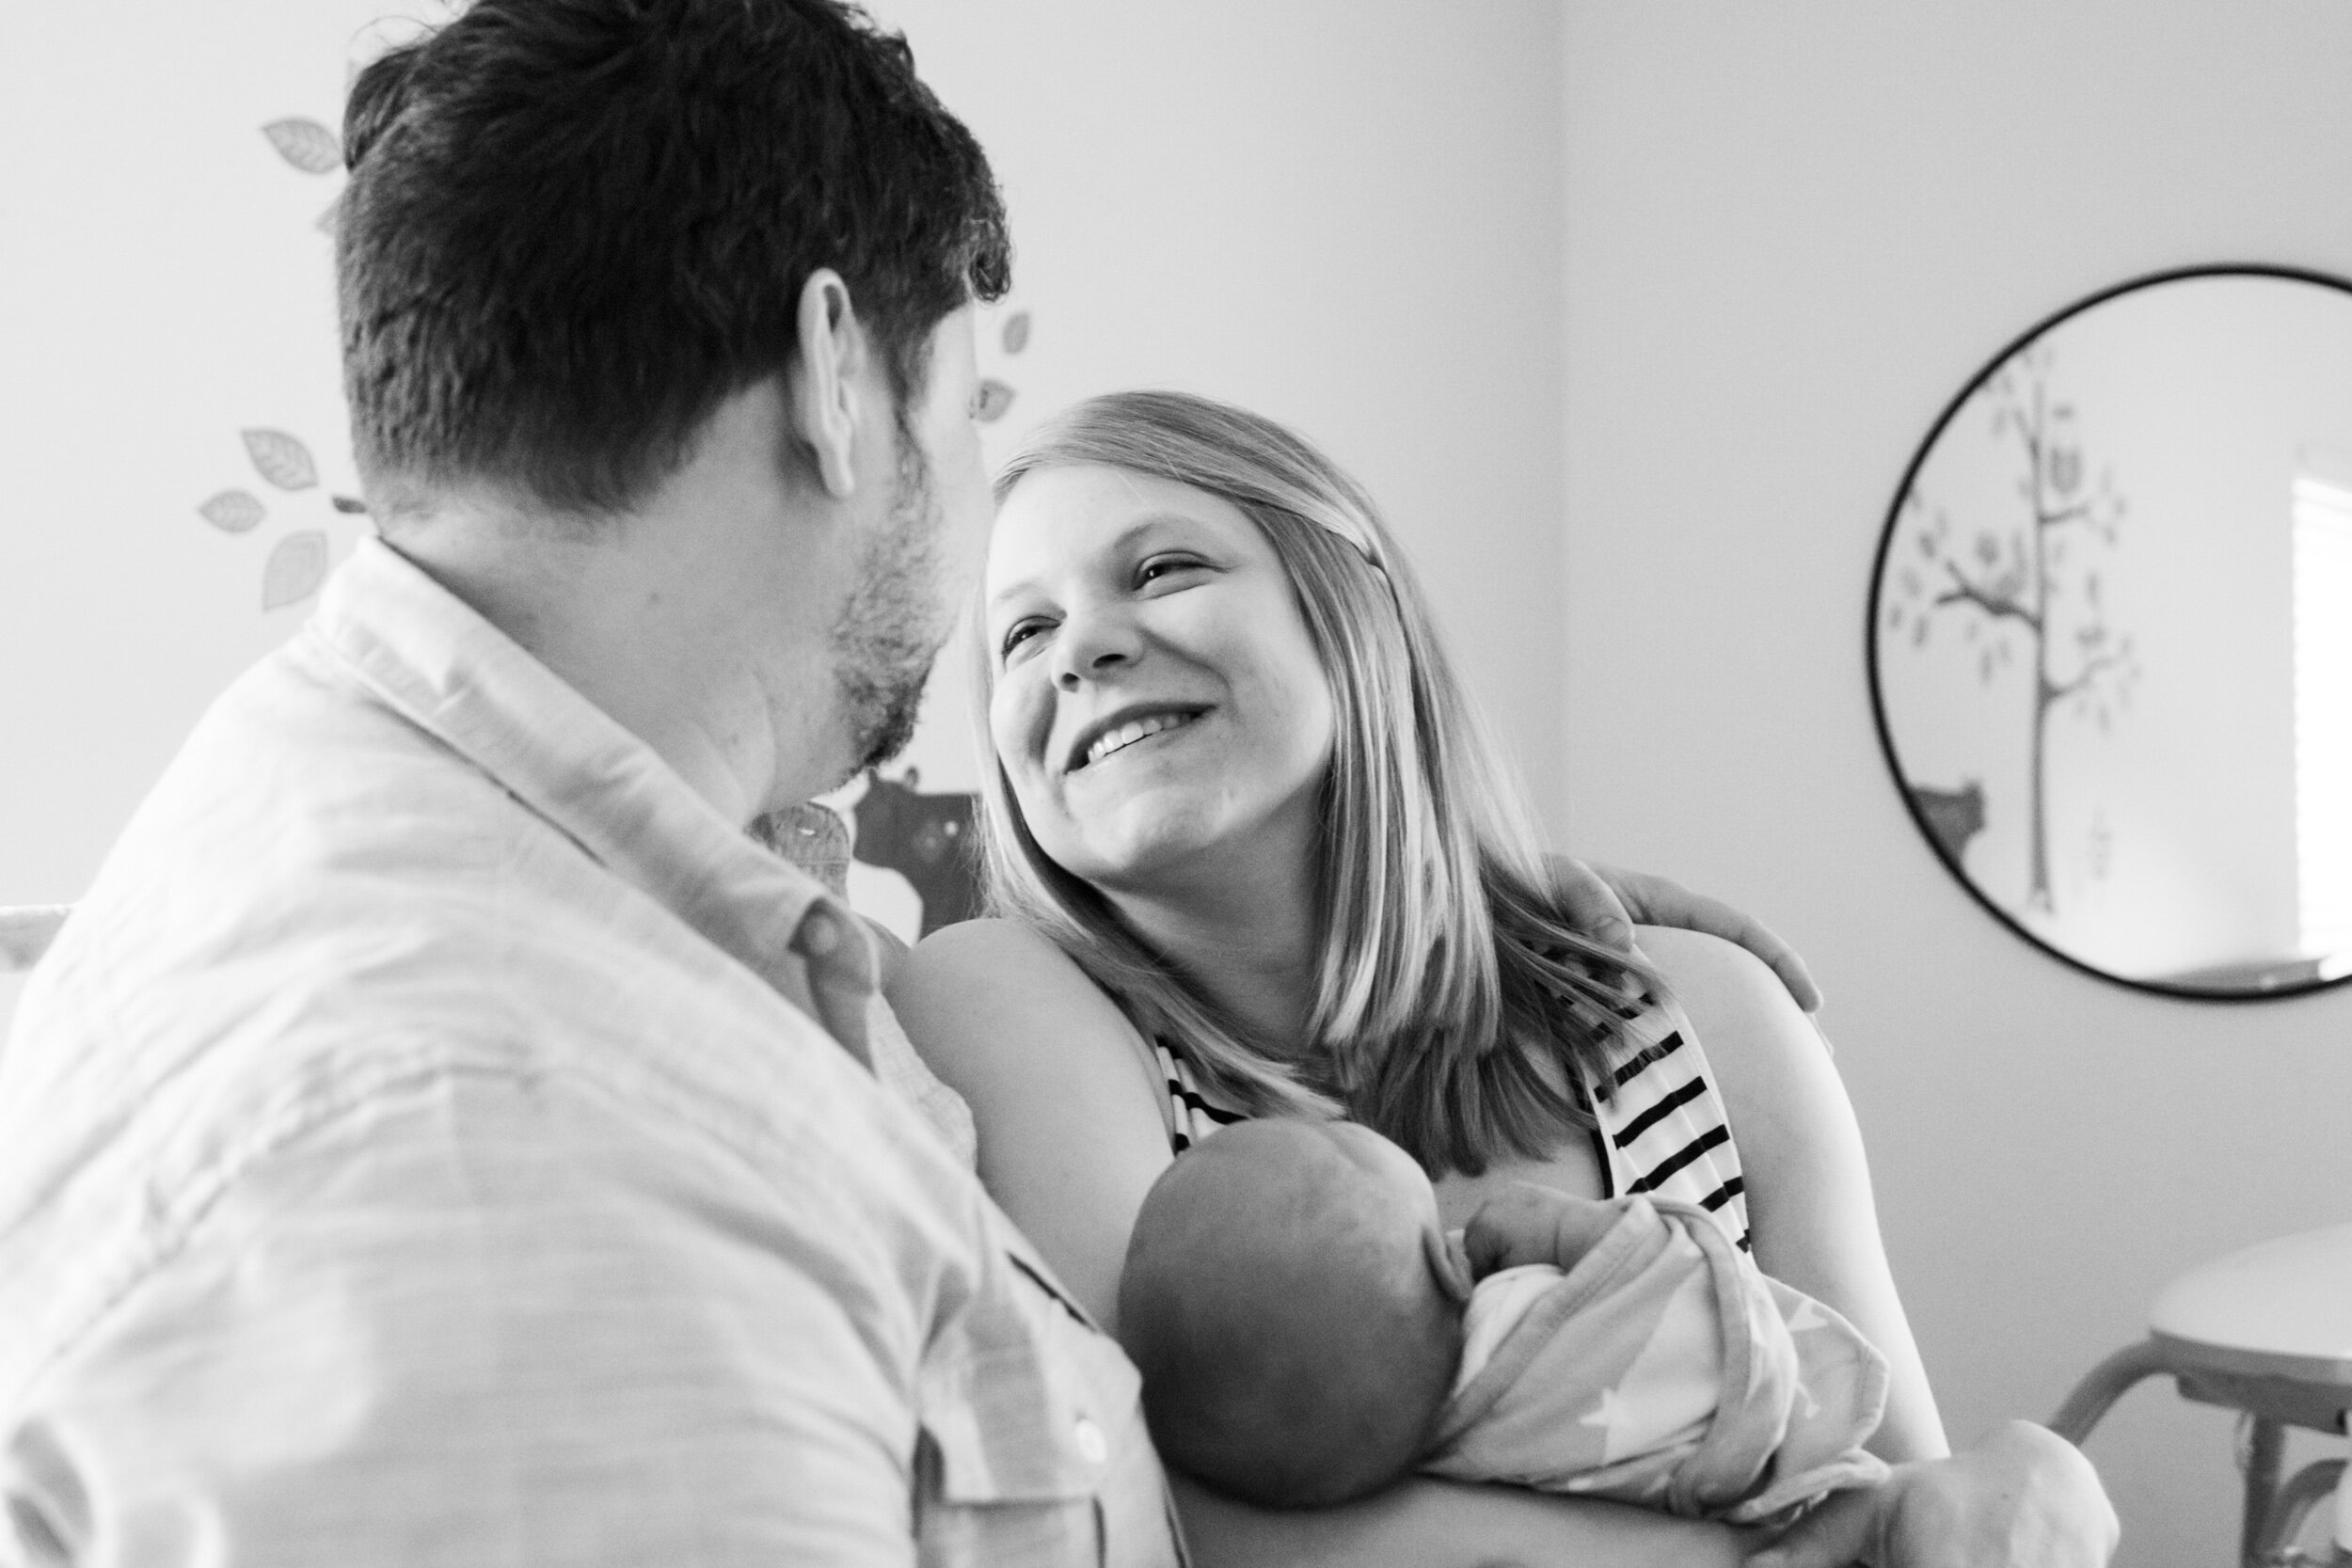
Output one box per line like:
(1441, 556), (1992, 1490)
(1462, 1183), (1623, 1279)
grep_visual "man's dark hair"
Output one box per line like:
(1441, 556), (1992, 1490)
(338, 0), (1010, 517)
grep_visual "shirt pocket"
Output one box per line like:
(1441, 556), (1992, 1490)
(914, 1269), (1103, 1568)
(914, 1253), (1179, 1568)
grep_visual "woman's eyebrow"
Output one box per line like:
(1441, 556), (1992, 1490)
(985, 514), (1199, 612)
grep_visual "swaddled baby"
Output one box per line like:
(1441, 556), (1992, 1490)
(1116, 1118), (1890, 1521)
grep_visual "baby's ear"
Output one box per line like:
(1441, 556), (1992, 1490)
(1424, 1226), (1474, 1306)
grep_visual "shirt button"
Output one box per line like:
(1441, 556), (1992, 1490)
(799, 910), (840, 957)
(1073, 1417), (1107, 1465)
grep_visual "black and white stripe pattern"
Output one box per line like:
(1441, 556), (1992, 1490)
(1584, 998), (1751, 1249)
(1154, 994), (1752, 1251)
(1156, 1040), (1250, 1152)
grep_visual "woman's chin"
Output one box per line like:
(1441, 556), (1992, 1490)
(1062, 833), (1216, 895)
(1036, 772), (1325, 904)
(1049, 804), (1238, 895)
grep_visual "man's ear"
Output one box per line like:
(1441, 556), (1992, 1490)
(787, 268), (866, 499)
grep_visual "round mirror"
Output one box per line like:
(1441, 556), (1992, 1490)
(1868, 265), (2352, 999)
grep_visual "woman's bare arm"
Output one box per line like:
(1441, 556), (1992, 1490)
(888, 917), (1746, 1566)
(887, 918), (1172, 1330)
(1636, 927), (2117, 1567)
(1634, 924), (1944, 1460)
(1171, 1473), (1746, 1568)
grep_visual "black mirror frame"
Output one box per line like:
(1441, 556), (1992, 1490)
(1866, 261), (2352, 1004)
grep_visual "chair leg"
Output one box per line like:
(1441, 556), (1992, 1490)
(2240, 1418), (2285, 1568)
(2248, 1458), (2346, 1567)
(2049, 1338), (2178, 1445)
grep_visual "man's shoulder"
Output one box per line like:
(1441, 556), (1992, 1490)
(9, 634), (556, 1105)
(0, 914), (993, 1416)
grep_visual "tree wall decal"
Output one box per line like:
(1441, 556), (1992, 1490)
(203, 112), (1035, 622)
(188, 118), (363, 612)
(1885, 342), (2140, 912)
(975, 308), (1028, 422)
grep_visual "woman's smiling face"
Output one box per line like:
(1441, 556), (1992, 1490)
(985, 463), (1337, 896)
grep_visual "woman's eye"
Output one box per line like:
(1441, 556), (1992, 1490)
(998, 618), (1048, 659)
(1136, 554), (1202, 586)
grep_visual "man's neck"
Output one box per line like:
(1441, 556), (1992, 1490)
(379, 486), (844, 829)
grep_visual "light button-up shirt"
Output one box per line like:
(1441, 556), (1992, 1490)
(0, 536), (1179, 1567)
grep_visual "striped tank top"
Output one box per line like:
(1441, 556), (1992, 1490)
(1150, 990), (1753, 1251)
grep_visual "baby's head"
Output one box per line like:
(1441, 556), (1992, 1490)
(1117, 1118), (1470, 1507)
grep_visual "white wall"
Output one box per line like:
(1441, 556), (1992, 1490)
(866, 0), (1566, 816)
(1561, 8), (2352, 1563)
(3, 0), (1568, 988)
(0, 0), (451, 1030)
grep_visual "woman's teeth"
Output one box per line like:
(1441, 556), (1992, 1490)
(1084, 712), (1194, 768)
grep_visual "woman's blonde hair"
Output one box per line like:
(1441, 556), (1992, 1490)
(975, 390), (1661, 1176)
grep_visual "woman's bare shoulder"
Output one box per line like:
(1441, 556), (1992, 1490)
(888, 918), (1174, 1327)
(1631, 923), (1788, 1006)
(1631, 925), (1825, 1080)
(907, 913), (1056, 951)
(1628, 924), (1851, 1179)
(888, 917), (1150, 1076)
(899, 913), (1071, 975)
(895, 916), (1126, 1010)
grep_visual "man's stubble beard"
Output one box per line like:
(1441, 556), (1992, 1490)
(827, 434), (953, 786)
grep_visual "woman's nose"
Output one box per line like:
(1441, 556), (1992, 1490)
(1051, 602), (1141, 691)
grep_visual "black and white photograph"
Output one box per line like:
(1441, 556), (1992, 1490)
(2, 6), (2348, 1565)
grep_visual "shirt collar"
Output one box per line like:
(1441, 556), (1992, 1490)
(310, 535), (877, 1060)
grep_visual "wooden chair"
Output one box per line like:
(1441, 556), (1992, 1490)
(2051, 1223), (2352, 1566)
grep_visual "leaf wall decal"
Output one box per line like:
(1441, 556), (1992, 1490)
(331, 495), (370, 515)
(242, 429), (319, 491)
(262, 118), (342, 175)
(1001, 310), (1031, 354)
(317, 198), (340, 237)
(262, 531), (330, 610)
(197, 489), (265, 534)
(974, 380), (1015, 422)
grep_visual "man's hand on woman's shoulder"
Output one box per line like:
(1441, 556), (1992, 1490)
(1542, 855), (1823, 1012)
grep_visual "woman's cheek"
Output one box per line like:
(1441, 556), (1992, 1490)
(991, 676), (1058, 821)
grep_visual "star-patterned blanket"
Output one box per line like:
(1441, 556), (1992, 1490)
(1421, 1195), (1891, 1525)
